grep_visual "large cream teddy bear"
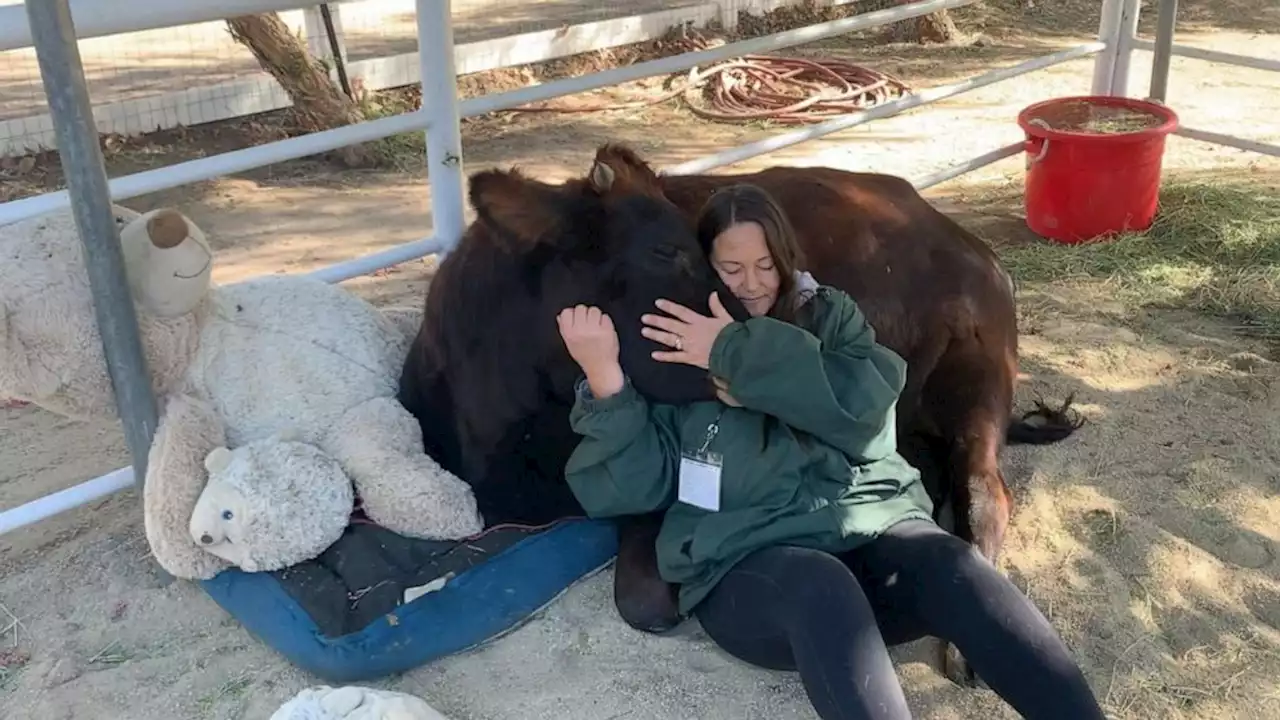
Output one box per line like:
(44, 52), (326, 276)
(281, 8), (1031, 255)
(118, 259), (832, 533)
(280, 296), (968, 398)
(0, 204), (482, 579)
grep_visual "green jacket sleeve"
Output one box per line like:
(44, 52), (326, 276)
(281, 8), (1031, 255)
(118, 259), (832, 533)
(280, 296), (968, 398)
(708, 287), (906, 463)
(563, 376), (682, 518)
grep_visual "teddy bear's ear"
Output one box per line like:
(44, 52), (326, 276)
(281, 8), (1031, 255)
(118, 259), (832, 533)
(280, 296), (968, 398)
(203, 446), (233, 474)
(146, 209), (190, 249)
(120, 208), (213, 319)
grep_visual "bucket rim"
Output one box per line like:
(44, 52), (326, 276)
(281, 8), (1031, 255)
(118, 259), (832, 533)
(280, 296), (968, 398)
(1017, 95), (1180, 142)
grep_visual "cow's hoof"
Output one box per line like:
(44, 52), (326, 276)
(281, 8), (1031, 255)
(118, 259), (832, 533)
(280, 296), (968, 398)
(938, 639), (985, 689)
(615, 592), (684, 635)
(624, 613), (683, 635)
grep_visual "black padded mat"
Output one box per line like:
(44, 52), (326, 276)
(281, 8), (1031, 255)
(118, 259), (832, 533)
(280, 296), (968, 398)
(271, 516), (556, 638)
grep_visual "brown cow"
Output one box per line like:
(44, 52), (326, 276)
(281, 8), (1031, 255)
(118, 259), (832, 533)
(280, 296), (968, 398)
(398, 144), (1079, 687)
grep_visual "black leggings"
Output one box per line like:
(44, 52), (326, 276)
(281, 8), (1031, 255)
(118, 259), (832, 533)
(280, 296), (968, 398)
(693, 519), (1105, 720)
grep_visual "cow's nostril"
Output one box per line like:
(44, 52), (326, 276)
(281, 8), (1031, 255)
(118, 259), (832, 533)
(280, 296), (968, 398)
(200, 533), (213, 545)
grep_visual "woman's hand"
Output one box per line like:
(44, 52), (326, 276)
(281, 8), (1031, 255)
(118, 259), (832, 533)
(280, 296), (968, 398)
(641, 292), (736, 370)
(557, 304), (624, 398)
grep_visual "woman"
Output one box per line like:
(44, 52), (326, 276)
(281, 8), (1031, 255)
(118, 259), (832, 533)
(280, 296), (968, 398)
(555, 183), (1104, 719)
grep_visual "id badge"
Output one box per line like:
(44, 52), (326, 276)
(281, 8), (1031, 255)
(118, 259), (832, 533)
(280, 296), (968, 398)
(678, 451), (722, 512)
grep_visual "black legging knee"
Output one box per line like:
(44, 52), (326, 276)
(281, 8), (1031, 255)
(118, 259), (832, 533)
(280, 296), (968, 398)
(693, 520), (1106, 720)
(695, 545), (911, 719)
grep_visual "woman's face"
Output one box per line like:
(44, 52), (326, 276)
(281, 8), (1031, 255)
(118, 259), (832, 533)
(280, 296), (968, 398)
(710, 221), (779, 318)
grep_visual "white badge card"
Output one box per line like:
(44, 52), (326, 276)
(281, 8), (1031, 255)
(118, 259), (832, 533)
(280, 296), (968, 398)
(678, 451), (722, 512)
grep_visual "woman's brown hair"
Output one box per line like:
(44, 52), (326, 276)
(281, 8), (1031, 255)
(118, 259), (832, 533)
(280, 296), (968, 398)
(695, 183), (807, 323)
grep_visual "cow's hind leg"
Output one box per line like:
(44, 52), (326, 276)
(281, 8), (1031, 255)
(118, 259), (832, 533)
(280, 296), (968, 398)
(923, 341), (1018, 689)
(614, 512), (683, 633)
(935, 406), (1014, 688)
(951, 416), (1015, 563)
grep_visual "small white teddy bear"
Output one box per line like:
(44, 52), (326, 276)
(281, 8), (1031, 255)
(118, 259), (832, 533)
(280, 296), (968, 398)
(270, 685), (453, 720)
(192, 430), (356, 573)
(0, 205), (483, 579)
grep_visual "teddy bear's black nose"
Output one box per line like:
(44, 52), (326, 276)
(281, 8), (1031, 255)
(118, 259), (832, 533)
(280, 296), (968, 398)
(200, 533), (213, 545)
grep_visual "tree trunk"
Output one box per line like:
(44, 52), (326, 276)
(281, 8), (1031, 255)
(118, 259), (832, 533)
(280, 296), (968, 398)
(226, 13), (370, 165)
(890, 7), (964, 44)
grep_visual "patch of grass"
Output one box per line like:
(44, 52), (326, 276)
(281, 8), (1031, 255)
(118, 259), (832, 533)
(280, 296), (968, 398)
(196, 672), (254, 718)
(87, 639), (132, 666)
(998, 182), (1280, 337)
(357, 86), (428, 172)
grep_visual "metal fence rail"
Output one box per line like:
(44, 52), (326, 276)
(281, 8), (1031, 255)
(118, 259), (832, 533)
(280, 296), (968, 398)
(1, 0), (1275, 537)
(1140, 0), (1280, 159)
(1172, 128), (1280, 159)
(0, 0), (982, 227)
(1133, 39), (1280, 74)
(0, 0), (341, 52)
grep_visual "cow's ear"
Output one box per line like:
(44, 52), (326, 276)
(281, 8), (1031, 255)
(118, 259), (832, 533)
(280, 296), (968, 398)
(588, 143), (666, 200)
(588, 161), (615, 194)
(468, 168), (566, 247)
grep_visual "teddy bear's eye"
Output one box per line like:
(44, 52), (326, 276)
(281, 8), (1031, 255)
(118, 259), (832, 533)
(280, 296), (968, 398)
(221, 510), (234, 521)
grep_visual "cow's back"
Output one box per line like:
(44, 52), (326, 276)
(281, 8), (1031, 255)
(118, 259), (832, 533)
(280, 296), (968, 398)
(662, 167), (1017, 363)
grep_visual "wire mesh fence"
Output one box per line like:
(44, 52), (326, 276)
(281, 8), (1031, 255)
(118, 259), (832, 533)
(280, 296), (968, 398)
(0, 3), (313, 156)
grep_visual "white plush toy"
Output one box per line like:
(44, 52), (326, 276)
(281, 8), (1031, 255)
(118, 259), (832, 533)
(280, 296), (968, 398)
(271, 685), (454, 720)
(0, 205), (482, 579)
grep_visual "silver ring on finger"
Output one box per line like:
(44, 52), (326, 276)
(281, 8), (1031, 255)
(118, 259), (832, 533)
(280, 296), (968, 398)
(674, 335), (683, 351)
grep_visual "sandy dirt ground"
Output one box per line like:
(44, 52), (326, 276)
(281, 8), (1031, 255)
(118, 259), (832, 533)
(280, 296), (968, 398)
(2, 2), (1280, 719)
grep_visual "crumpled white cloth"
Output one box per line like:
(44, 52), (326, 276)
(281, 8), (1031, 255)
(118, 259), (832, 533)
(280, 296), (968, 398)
(269, 685), (453, 720)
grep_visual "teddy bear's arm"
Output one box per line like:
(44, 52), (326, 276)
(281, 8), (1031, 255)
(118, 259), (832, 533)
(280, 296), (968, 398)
(143, 393), (235, 580)
(322, 396), (483, 540)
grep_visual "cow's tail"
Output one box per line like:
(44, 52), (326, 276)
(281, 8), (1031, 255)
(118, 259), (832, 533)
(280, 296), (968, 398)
(1006, 393), (1085, 445)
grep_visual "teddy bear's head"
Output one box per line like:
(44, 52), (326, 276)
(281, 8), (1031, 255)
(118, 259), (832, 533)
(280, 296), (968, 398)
(191, 436), (355, 573)
(119, 206), (214, 318)
(0, 206), (212, 419)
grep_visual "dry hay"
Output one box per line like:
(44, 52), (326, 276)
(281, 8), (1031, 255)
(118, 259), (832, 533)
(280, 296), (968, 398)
(1026, 97), (1170, 135)
(976, 180), (1280, 341)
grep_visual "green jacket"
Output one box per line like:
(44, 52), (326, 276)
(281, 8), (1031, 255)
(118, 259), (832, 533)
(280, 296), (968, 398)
(564, 285), (936, 615)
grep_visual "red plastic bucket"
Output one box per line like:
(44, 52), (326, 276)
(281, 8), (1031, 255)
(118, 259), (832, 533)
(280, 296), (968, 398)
(1018, 95), (1179, 244)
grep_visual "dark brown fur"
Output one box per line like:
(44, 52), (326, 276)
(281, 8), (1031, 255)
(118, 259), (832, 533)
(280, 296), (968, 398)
(398, 144), (1082, 686)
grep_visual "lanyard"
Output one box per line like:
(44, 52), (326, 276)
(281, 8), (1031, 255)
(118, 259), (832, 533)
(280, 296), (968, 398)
(696, 407), (726, 456)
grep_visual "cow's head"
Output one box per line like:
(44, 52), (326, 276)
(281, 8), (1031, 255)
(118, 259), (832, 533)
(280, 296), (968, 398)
(467, 145), (749, 406)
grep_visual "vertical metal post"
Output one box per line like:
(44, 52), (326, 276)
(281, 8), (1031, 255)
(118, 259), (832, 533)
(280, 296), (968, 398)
(25, 0), (159, 483)
(319, 5), (353, 99)
(1109, 0), (1142, 97)
(1148, 0), (1179, 102)
(1091, 0), (1125, 94)
(416, 0), (467, 254)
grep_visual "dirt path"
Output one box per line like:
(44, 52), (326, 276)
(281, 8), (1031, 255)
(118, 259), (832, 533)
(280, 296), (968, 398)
(1, 3), (1278, 719)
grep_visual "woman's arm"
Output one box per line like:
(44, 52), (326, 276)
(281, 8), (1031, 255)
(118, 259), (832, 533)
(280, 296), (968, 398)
(564, 376), (683, 517)
(708, 288), (906, 463)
